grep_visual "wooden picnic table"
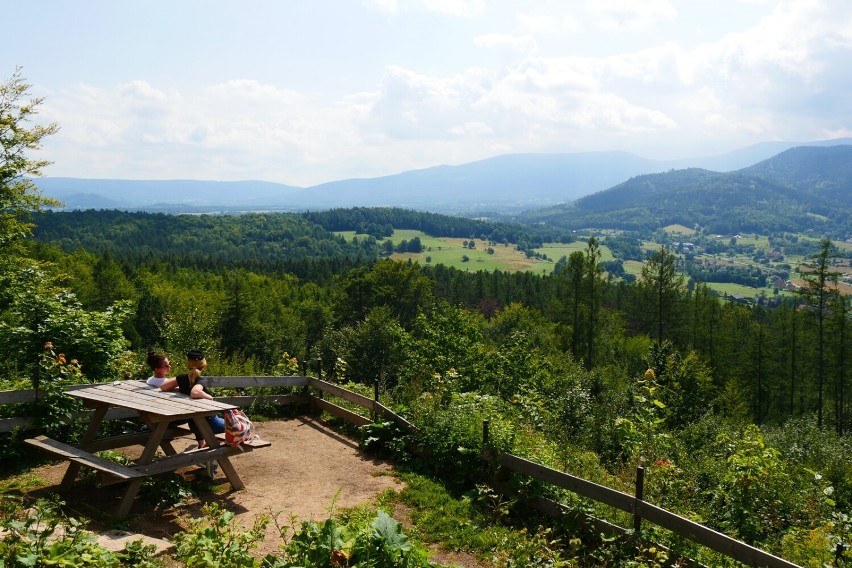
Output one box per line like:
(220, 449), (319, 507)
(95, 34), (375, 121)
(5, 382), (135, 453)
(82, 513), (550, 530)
(25, 380), (267, 519)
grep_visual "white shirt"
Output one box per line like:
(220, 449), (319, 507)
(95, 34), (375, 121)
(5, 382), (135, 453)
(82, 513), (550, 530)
(146, 376), (166, 387)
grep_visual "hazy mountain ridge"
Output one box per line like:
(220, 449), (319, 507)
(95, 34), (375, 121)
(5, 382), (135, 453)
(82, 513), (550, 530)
(33, 137), (852, 214)
(516, 145), (852, 237)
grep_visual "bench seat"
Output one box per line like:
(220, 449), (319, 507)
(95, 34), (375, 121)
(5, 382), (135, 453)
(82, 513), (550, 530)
(25, 435), (145, 482)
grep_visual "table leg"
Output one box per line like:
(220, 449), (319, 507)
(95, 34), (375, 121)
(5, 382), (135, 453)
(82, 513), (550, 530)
(114, 420), (170, 519)
(61, 405), (108, 490)
(191, 416), (245, 490)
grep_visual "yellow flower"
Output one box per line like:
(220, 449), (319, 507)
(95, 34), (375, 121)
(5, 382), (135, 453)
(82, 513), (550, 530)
(44, 341), (53, 350)
(57, 354), (66, 364)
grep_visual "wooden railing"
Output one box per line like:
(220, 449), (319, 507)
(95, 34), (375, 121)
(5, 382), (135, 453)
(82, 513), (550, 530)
(0, 377), (801, 567)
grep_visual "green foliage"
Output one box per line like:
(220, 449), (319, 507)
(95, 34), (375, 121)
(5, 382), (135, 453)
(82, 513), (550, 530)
(359, 421), (410, 463)
(0, 267), (133, 382)
(0, 67), (60, 255)
(115, 539), (162, 568)
(614, 368), (670, 467)
(408, 391), (514, 486)
(0, 496), (120, 567)
(709, 425), (797, 544)
(174, 503), (269, 568)
(264, 508), (434, 568)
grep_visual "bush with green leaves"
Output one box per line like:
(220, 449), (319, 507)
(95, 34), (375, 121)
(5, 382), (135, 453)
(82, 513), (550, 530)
(264, 508), (435, 568)
(408, 391), (515, 487)
(174, 503), (269, 568)
(0, 496), (150, 567)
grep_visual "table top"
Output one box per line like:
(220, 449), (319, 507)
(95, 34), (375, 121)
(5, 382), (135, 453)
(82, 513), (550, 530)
(65, 380), (236, 419)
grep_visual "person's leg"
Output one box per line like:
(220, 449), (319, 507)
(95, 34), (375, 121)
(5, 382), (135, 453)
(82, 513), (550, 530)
(207, 414), (225, 435)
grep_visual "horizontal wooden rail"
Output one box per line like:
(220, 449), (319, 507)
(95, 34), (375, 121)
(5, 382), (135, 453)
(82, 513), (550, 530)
(312, 397), (372, 427)
(307, 378), (376, 409)
(496, 452), (800, 568)
(500, 453), (636, 512)
(204, 376), (309, 388)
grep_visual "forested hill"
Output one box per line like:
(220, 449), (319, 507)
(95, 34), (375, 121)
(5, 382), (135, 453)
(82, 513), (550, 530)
(301, 207), (567, 244)
(517, 145), (852, 236)
(739, 144), (852, 202)
(31, 210), (377, 269)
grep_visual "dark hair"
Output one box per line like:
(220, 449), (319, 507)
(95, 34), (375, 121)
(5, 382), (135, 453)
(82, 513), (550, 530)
(186, 349), (205, 361)
(146, 351), (167, 370)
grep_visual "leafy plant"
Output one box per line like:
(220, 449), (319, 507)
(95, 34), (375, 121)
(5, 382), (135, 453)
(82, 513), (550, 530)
(0, 496), (120, 567)
(115, 538), (163, 568)
(264, 508), (435, 568)
(173, 502), (269, 568)
(359, 421), (410, 463)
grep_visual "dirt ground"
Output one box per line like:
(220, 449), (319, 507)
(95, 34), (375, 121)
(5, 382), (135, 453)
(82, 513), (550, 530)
(20, 415), (482, 566)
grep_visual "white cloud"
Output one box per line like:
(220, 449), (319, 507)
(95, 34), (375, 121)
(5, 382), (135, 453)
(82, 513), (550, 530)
(362, 0), (399, 15)
(588, 0), (677, 31)
(31, 0), (852, 184)
(420, 0), (486, 17)
(516, 12), (581, 35)
(474, 33), (538, 55)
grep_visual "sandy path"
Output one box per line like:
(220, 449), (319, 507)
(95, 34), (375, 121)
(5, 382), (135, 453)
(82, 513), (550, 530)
(25, 416), (403, 557)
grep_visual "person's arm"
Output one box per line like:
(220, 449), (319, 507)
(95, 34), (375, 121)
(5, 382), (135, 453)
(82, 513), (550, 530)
(190, 382), (214, 400)
(190, 374), (214, 400)
(160, 378), (178, 391)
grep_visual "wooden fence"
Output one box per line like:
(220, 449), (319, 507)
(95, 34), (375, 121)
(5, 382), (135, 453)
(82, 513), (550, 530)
(0, 376), (801, 567)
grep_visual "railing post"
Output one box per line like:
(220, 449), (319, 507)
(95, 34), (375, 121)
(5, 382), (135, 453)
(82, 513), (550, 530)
(373, 379), (379, 421)
(634, 466), (645, 534)
(33, 363), (40, 399)
(482, 419), (490, 461)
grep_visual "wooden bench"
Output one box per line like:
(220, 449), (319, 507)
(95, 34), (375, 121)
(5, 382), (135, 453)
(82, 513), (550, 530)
(25, 435), (146, 484)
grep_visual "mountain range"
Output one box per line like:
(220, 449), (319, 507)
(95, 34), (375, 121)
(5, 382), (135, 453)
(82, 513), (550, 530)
(33, 138), (852, 215)
(516, 145), (852, 238)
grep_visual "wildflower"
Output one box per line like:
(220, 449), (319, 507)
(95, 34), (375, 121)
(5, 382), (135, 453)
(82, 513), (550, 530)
(44, 341), (53, 350)
(57, 354), (66, 364)
(70, 359), (79, 366)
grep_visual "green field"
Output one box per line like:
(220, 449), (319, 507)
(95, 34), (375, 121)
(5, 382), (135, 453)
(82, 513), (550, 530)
(337, 229), (850, 297)
(339, 229), (556, 274)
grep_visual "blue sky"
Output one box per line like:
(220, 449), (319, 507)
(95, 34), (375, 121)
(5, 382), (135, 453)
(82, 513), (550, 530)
(5, 0), (851, 186)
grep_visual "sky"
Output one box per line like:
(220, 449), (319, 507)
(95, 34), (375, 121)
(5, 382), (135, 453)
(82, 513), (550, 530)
(4, 0), (852, 187)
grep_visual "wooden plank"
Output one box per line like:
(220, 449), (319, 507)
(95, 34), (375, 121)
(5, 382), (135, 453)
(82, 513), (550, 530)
(499, 453), (636, 513)
(308, 378), (375, 409)
(0, 408), (138, 434)
(203, 376), (309, 388)
(25, 435), (144, 480)
(0, 416), (34, 433)
(67, 381), (236, 418)
(75, 427), (190, 453)
(0, 389), (36, 404)
(132, 444), (257, 476)
(635, 501), (800, 568)
(312, 397), (372, 426)
(215, 394), (309, 408)
(373, 401), (416, 433)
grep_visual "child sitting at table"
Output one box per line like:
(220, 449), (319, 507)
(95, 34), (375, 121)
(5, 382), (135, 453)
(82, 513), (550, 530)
(159, 349), (225, 449)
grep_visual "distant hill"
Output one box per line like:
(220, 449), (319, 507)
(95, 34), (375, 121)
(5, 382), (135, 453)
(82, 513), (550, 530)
(31, 138), (852, 215)
(516, 145), (852, 238)
(34, 178), (303, 211)
(739, 145), (852, 203)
